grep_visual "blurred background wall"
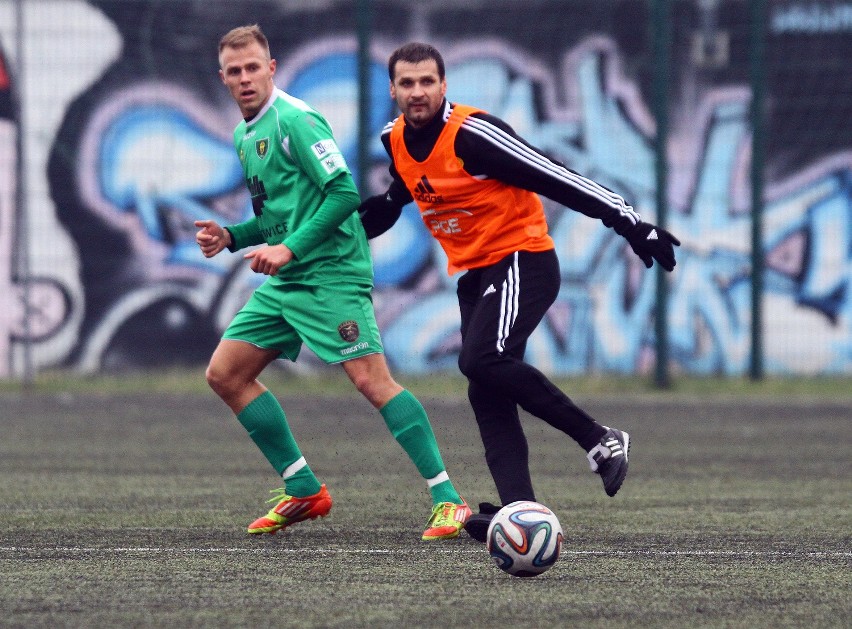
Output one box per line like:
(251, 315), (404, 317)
(0, 0), (849, 379)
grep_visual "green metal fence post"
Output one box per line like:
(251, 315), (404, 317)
(14, 0), (34, 387)
(356, 0), (372, 196)
(652, 0), (672, 389)
(749, 0), (766, 380)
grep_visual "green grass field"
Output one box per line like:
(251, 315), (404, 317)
(1, 371), (850, 627)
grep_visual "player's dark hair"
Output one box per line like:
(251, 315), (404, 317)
(388, 42), (445, 81)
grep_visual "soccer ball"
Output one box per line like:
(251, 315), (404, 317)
(486, 501), (563, 577)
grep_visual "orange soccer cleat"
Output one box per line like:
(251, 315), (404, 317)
(422, 500), (472, 541)
(247, 484), (332, 535)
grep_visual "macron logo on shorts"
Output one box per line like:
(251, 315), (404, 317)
(340, 342), (369, 356)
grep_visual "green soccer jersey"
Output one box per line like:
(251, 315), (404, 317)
(227, 88), (372, 284)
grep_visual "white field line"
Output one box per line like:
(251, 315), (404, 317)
(0, 547), (849, 558)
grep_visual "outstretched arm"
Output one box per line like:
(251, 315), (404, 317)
(457, 112), (681, 271)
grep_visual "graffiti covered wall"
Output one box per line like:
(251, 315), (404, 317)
(0, 0), (849, 377)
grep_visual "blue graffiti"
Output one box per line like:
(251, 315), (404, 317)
(79, 38), (851, 374)
(285, 52), (391, 189)
(92, 100), (254, 274)
(289, 41), (849, 375)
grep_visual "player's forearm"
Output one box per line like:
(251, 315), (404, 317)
(542, 174), (640, 234)
(386, 168), (413, 206)
(225, 217), (264, 251)
(284, 174), (361, 258)
(458, 122), (640, 234)
(454, 112), (640, 232)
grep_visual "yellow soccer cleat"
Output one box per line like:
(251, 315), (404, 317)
(422, 500), (472, 541)
(247, 484), (332, 535)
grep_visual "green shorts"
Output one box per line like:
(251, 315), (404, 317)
(223, 277), (384, 364)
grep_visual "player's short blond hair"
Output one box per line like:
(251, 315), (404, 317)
(218, 24), (270, 66)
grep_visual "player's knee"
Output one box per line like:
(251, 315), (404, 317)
(351, 373), (396, 407)
(349, 369), (402, 408)
(458, 350), (486, 381)
(342, 354), (402, 407)
(347, 370), (371, 396)
(205, 363), (235, 399)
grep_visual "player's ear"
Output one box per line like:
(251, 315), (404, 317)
(269, 58), (276, 74)
(219, 68), (225, 84)
(389, 80), (396, 99)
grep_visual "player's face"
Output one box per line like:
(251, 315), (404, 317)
(390, 59), (446, 128)
(219, 41), (276, 118)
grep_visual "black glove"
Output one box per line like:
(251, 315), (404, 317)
(624, 221), (681, 272)
(358, 193), (403, 240)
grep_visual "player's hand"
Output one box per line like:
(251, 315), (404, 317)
(194, 220), (231, 258)
(358, 193), (403, 239)
(244, 244), (293, 276)
(624, 221), (681, 272)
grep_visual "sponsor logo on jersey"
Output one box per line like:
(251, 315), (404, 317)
(420, 207), (471, 235)
(338, 320), (360, 343)
(261, 222), (287, 240)
(414, 175), (443, 204)
(420, 208), (473, 217)
(429, 218), (462, 234)
(321, 153), (347, 174)
(255, 137), (270, 158)
(311, 139), (339, 158)
(247, 175), (268, 216)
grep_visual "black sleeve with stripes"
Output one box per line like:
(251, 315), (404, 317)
(380, 132), (414, 207)
(456, 112), (641, 234)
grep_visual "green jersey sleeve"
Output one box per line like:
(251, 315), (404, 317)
(286, 110), (352, 192)
(225, 217), (265, 251)
(280, 110), (360, 259)
(284, 173), (361, 260)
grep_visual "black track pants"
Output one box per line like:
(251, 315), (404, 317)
(457, 249), (606, 504)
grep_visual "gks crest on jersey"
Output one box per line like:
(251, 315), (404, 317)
(255, 137), (270, 158)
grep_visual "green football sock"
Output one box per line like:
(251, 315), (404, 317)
(236, 391), (321, 497)
(380, 389), (462, 505)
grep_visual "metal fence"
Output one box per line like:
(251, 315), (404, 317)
(0, 0), (850, 382)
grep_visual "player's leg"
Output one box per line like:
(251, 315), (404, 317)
(206, 338), (277, 413)
(341, 346), (470, 540)
(457, 265), (535, 505)
(458, 250), (603, 446)
(209, 286), (329, 534)
(457, 250), (629, 496)
(467, 380), (534, 504)
(458, 265), (534, 542)
(342, 353), (463, 503)
(292, 280), (470, 539)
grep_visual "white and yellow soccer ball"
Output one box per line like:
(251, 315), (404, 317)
(486, 501), (563, 577)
